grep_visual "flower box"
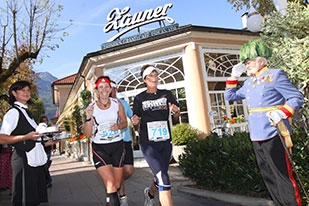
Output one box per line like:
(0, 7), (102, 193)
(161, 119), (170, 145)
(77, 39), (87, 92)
(226, 122), (248, 128)
(226, 122), (249, 135)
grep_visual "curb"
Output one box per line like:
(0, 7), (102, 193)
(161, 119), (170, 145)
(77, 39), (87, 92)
(177, 185), (274, 206)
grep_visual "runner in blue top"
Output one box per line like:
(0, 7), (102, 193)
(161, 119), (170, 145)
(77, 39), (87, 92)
(110, 81), (134, 206)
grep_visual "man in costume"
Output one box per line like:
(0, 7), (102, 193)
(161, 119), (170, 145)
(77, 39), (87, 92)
(225, 39), (304, 206)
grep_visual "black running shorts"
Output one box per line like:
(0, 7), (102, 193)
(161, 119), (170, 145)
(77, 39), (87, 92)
(123, 141), (134, 165)
(92, 140), (125, 169)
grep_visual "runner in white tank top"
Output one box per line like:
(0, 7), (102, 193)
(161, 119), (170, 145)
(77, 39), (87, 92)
(91, 97), (123, 144)
(84, 76), (127, 206)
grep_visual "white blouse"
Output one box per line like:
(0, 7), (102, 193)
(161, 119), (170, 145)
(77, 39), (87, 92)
(0, 101), (37, 135)
(0, 101), (47, 167)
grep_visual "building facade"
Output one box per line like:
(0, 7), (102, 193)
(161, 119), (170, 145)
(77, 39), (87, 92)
(54, 24), (259, 139)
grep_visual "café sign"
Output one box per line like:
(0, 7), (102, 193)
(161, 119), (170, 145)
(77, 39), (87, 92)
(101, 24), (179, 50)
(104, 3), (175, 42)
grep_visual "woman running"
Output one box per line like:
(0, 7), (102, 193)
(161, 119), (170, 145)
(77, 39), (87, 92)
(84, 76), (127, 206)
(131, 65), (180, 206)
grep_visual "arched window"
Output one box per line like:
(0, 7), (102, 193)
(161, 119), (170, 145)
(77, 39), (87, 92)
(201, 48), (249, 134)
(104, 53), (188, 124)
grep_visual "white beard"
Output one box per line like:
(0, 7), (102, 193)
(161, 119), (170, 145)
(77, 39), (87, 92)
(247, 64), (260, 76)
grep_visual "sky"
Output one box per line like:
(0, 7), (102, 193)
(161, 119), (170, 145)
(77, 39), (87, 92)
(35, 0), (247, 79)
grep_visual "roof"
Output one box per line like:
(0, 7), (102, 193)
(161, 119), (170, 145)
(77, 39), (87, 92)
(51, 73), (77, 86)
(73, 24), (259, 80)
(85, 24), (259, 58)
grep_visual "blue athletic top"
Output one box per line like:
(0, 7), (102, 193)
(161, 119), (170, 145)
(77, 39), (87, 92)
(119, 99), (133, 142)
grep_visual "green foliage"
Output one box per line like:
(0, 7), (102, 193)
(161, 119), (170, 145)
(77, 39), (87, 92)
(227, 0), (307, 16)
(227, 0), (276, 16)
(179, 130), (309, 199)
(179, 132), (268, 195)
(0, 0), (71, 84)
(30, 97), (45, 123)
(171, 123), (199, 146)
(80, 89), (91, 106)
(261, 2), (309, 126)
(291, 125), (309, 202)
(80, 89), (92, 121)
(63, 117), (71, 132)
(81, 90), (92, 109)
(0, 55), (37, 120)
(72, 105), (82, 139)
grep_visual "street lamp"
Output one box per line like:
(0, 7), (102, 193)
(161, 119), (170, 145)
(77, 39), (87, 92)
(241, 0), (288, 32)
(246, 0), (264, 32)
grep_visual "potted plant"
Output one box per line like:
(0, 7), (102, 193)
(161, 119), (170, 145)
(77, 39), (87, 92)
(224, 115), (248, 135)
(171, 123), (199, 162)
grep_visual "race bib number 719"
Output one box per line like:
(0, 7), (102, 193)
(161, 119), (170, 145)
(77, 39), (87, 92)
(147, 121), (170, 142)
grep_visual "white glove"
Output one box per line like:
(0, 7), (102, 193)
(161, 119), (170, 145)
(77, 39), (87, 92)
(266, 110), (287, 125)
(231, 63), (246, 77)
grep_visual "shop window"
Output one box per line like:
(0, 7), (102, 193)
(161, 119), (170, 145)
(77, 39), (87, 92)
(204, 53), (239, 77)
(171, 88), (188, 125)
(202, 50), (249, 132)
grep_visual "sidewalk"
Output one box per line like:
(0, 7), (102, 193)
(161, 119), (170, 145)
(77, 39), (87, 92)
(0, 154), (274, 206)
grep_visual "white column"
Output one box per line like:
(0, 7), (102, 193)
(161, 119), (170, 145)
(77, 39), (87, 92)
(182, 43), (211, 137)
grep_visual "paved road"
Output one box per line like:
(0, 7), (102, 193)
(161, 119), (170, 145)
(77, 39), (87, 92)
(0, 154), (240, 206)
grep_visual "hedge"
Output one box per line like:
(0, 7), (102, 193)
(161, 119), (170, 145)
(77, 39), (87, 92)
(179, 129), (308, 201)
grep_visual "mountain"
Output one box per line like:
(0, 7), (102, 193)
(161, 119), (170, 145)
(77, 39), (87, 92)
(36, 72), (58, 120)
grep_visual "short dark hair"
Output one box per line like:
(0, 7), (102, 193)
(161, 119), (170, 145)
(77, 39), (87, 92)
(8, 80), (32, 106)
(40, 116), (48, 123)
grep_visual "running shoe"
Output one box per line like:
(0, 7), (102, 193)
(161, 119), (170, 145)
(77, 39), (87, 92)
(120, 195), (128, 206)
(144, 187), (154, 206)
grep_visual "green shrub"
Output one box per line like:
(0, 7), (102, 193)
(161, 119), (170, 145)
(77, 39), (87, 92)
(179, 130), (309, 200)
(179, 132), (268, 196)
(171, 123), (199, 146)
(291, 124), (309, 203)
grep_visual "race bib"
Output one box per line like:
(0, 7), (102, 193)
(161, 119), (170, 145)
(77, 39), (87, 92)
(98, 122), (122, 140)
(147, 121), (170, 142)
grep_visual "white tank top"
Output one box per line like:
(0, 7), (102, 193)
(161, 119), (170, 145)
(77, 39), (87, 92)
(91, 98), (123, 144)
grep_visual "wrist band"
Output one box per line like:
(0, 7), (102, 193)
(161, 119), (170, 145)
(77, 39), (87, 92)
(171, 110), (179, 115)
(85, 118), (92, 122)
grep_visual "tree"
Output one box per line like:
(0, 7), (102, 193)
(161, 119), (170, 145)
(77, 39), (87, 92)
(0, 45), (37, 121)
(72, 105), (83, 139)
(29, 95), (45, 124)
(80, 89), (92, 120)
(0, 0), (70, 87)
(261, 2), (309, 128)
(227, 0), (308, 16)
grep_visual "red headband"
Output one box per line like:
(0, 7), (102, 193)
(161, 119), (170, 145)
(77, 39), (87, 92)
(96, 78), (111, 88)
